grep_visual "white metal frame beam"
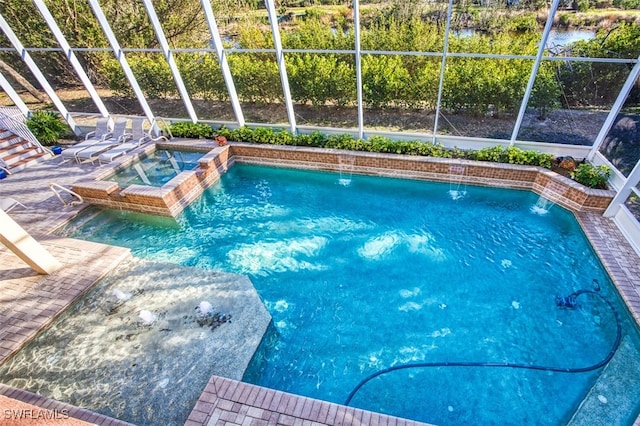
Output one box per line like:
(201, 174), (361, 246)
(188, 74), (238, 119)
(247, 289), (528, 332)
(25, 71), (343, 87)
(0, 12), (80, 134)
(432, 0), (455, 142)
(0, 72), (30, 117)
(590, 55), (640, 218)
(510, 0), (561, 142)
(265, 0), (296, 133)
(588, 55), (640, 161)
(33, 0), (109, 119)
(88, 0), (155, 123)
(353, 0), (364, 139)
(88, 0), (155, 124)
(200, 0), (244, 127)
(604, 159), (640, 218)
(141, 0), (197, 123)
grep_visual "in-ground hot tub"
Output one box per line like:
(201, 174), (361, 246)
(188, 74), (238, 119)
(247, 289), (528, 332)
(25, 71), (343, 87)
(109, 149), (204, 187)
(71, 141), (230, 217)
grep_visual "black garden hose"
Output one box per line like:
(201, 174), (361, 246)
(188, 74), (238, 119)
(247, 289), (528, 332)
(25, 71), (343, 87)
(345, 288), (622, 406)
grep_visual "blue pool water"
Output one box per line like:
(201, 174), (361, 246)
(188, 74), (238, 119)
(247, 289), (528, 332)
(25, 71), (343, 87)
(64, 164), (640, 425)
(109, 149), (202, 187)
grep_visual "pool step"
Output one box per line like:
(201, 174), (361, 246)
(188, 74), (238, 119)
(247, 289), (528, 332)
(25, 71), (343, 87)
(57, 207), (114, 237)
(567, 335), (640, 426)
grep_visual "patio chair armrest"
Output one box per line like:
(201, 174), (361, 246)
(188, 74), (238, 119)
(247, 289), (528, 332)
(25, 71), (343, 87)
(119, 132), (133, 143)
(100, 131), (114, 141)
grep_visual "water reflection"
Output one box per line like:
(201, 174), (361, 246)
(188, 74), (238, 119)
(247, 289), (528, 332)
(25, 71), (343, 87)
(452, 28), (595, 49)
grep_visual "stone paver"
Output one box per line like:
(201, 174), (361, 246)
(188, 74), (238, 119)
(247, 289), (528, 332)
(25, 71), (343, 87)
(184, 375), (433, 426)
(576, 212), (640, 326)
(1, 150), (640, 426)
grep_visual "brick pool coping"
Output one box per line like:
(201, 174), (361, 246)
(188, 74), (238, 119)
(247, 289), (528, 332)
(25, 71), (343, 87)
(0, 139), (639, 425)
(185, 375), (431, 426)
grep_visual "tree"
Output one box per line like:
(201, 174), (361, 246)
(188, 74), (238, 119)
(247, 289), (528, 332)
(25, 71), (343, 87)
(529, 64), (561, 120)
(0, 0), (210, 88)
(0, 59), (48, 103)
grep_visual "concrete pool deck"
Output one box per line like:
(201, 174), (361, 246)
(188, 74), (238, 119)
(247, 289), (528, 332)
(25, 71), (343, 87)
(1, 141), (639, 425)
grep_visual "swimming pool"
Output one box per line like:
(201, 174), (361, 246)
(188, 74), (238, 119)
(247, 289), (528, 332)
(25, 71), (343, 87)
(108, 149), (203, 187)
(10, 164), (640, 424)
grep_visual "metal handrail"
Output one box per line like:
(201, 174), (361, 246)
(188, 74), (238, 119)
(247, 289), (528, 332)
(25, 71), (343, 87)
(0, 110), (52, 155)
(49, 183), (84, 207)
(151, 117), (173, 139)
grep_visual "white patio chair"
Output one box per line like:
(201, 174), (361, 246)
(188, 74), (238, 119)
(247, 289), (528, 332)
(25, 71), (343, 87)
(84, 117), (112, 142)
(75, 119), (130, 164)
(60, 117), (114, 163)
(98, 117), (168, 165)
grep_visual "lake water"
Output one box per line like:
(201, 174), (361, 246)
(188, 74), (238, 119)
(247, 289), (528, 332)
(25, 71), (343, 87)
(453, 28), (596, 49)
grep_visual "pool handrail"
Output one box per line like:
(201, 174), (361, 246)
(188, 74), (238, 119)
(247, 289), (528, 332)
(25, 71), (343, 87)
(150, 117), (173, 140)
(49, 183), (84, 207)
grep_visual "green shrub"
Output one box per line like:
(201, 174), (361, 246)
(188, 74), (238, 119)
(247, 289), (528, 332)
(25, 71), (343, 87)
(228, 54), (282, 103)
(170, 122), (214, 138)
(304, 8), (323, 21)
(529, 63), (561, 120)
(212, 126), (581, 184)
(252, 127), (280, 144)
(102, 59), (132, 97)
(618, 0), (640, 9)
(506, 15), (538, 33)
(362, 55), (410, 108)
(295, 131), (327, 147)
(472, 146), (509, 162)
(26, 111), (69, 146)
(97, 18), (561, 116)
(178, 53), (227, 101)
(558, 13), (572, 26)
(450, 147), (468, 159)
(577, 0), (591, 11)
(506, 146), (554, 168)
(470, 146), (553, 169)
(571, 164), (611, 189)
(131, 56), (176, 99)
(325, 133), (360, 149)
